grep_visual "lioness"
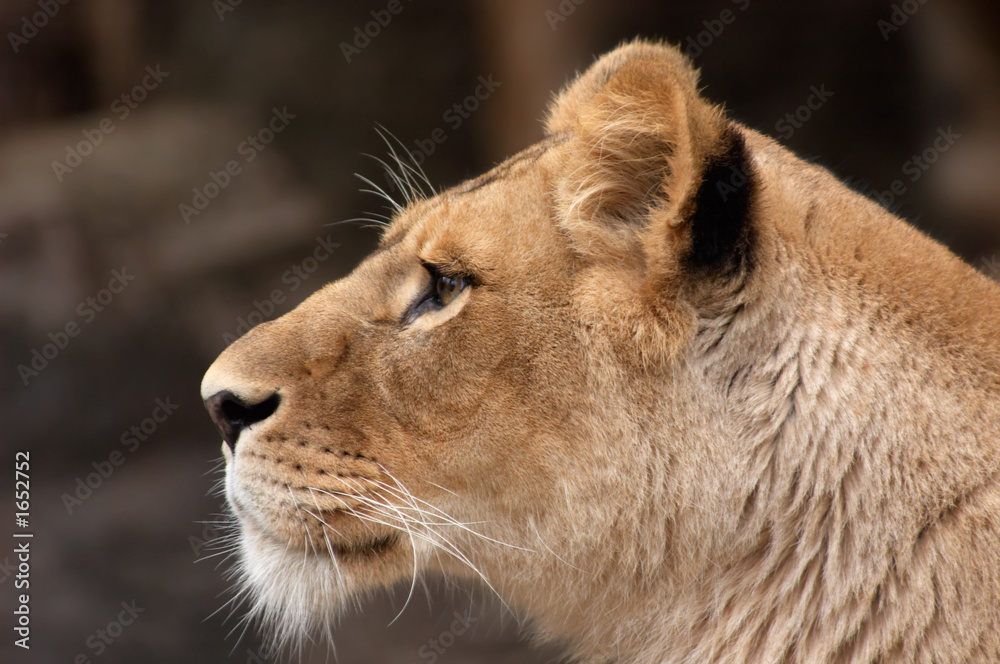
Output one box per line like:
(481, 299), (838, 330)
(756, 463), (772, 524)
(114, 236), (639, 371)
(201, 40), (1000, 663)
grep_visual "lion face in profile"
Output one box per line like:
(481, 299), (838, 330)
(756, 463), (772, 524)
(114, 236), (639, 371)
(203, 133), (591, 621)
(203, 40), (1000, 663)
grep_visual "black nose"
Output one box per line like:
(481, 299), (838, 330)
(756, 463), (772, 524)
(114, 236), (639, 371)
(204, 390), (280, 447)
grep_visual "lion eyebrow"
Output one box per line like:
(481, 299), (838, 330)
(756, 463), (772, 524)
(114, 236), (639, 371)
(449, 134), (569, 197)
(369, 135), (570, 255)
(372, 232), (405, 256)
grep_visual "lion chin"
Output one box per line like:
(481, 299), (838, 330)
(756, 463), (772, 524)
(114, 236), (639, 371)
(202, 38), (1000, 664)
(216, 432), (430, 648)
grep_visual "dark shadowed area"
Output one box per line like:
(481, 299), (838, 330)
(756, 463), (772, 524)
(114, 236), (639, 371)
(1, 1), (999, 662)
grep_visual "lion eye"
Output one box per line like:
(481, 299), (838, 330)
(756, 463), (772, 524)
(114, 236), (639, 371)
(435, 274), (466, 306)
(404, 264), (473, 324)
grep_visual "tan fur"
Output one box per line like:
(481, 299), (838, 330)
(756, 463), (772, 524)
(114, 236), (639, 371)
(202, 40), (1000, 662)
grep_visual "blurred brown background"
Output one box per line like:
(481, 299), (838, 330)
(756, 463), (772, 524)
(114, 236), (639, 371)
(1, 1), (999, 662)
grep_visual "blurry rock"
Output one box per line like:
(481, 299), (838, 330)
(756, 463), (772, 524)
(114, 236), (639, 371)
(0, 102), (323, 334)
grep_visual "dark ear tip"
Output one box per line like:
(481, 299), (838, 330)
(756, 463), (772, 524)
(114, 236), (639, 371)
(684, 127), (755, 276)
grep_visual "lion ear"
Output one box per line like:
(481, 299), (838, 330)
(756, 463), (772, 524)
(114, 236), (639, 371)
(546, 39), (755, 276)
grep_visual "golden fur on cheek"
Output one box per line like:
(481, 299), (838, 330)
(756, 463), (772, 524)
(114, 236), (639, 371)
(201, 39), (1000, 663)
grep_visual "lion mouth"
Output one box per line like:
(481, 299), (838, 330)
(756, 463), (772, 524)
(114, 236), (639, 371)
(234, 488), (402, 562)
(326, 532), (399, 560)
(297, 504), (403, 561)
